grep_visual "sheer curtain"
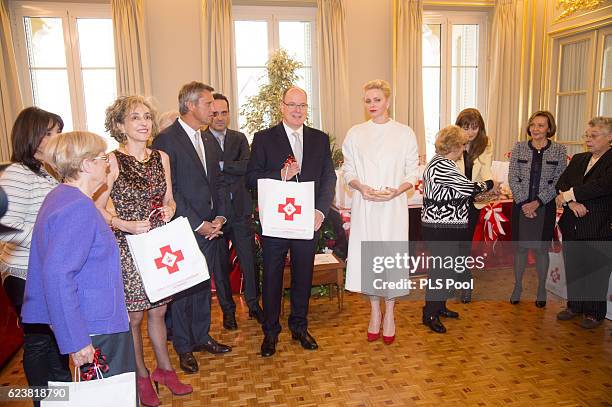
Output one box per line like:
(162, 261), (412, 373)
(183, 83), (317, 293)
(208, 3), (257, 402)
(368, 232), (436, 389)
(317, 0), (351, 145)
(111, 0), (152, 96)
(0, 0), (22, 161)
(393, 0), (426, 161)
(201, 0), (236, 124)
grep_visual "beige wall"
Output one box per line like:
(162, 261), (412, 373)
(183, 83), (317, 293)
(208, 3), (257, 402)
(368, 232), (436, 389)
(145, 0), (202, 114)
(344, 0), (393, 128)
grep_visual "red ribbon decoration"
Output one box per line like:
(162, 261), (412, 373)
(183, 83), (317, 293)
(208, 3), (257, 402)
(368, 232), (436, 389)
(80, 348), (110, 381)
(551, 209), (563, 253)
(480, 202), (509, 243)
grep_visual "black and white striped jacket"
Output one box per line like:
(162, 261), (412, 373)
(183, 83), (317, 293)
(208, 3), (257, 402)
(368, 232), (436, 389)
(421, 155), (492, 228)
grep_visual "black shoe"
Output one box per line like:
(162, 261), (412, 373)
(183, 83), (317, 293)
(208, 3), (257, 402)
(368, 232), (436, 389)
(260, 335), (278, 357)
(223, 313), (238, 330)
(193, 337), (232, 354)
(535, 300), (546, 308)
(422, 315), (446, 334)
(439, 308), (459, 318)
(510, 299), (520, 305)
(178, 352), (198, 373)
(248, 306), (264, 324)
(291, 331), (318, 350)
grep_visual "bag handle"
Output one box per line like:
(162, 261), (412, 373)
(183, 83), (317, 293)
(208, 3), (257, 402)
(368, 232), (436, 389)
(282, 156), (299, 183)
(148, 207), (166, 224)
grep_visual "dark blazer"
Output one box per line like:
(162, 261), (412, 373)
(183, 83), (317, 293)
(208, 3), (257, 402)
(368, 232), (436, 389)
(556, 148), (612, 240)
(203, 128), (252, 218)
(152, 119), (225, 247)
(246, 123), (337, 218)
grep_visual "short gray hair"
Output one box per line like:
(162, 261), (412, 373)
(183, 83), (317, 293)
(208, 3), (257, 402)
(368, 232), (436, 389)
(178, 82), (214, 115)
(588, 116), (612, 135)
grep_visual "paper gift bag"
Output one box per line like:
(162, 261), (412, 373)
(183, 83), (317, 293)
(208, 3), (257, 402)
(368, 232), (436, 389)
(258, 178), (315, 240)
(546, 251), (567, 299)
(126, 216), (209, 303)
(43, 370), (136, 407)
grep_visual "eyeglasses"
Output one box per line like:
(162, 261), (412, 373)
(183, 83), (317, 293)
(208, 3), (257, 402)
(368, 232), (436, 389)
(212, 111), (229, 118)
(461, 124), (479, 131)
(282, 101), (308, 111)
(92, 154), (109, 163)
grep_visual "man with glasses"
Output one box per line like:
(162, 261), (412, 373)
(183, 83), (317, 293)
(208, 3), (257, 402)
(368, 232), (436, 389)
(204, 93), (264, 330)
(246, 87), (337, 357)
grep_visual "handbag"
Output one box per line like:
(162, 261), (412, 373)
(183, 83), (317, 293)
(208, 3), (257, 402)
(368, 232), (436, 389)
(126, 216), (210, 302)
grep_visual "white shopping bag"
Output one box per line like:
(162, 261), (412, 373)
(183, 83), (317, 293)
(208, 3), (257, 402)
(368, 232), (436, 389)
(546, 251), (567, 299)
(43, 368), (136, 407)
(126, 216), (209, 303)
(258, 178), (315, 240)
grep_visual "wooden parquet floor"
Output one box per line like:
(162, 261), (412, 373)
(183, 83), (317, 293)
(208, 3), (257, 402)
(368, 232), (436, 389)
(1, 267), (610, 406)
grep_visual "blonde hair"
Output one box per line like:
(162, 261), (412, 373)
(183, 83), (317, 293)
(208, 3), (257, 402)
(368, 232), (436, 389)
(105, 96), (158, 143)
(363, 79), (391, 99)
(588, 116), (612, 135)
(435, 125), (468, 155)
(45, 131), (107, 181)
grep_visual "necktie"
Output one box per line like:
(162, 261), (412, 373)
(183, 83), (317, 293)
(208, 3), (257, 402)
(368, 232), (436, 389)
(292, 131), (303, 168)
(217, 133), (225, 151)
(193, 131), (207, 175)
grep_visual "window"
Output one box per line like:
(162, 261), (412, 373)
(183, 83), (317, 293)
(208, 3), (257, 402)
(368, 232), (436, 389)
(549, 25), (611, 156)
(11, 2), (117, 149)
(233, 6), (318, 138)
(422, 12), (488, 159)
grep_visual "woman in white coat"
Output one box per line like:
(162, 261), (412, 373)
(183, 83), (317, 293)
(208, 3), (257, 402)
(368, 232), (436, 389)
(342, 79), (419, 345)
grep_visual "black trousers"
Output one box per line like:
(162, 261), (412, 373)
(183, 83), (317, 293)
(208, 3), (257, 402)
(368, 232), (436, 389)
(564, 239), (611, 320)
(261, 233), (318, 337)
(219, 213), (260, 310)
(170, 239), (218, 354)
(422, 227), (470, 319)
(3, 276), (71, 407)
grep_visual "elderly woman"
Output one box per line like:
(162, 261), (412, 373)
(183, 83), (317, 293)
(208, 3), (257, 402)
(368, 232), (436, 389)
(343, 79), (419, 345)
(508, 111), (566, 308)
(0, 107), (70, 403)
(454, 108), (494, 303)
(421, 125), (495, 333)
(20, 132), (135, 390)
(96, 96), (190, 406)
(556, 116), (612, 329)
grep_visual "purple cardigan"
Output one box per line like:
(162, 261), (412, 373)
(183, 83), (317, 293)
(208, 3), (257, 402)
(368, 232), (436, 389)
(21, 184), (129, 354)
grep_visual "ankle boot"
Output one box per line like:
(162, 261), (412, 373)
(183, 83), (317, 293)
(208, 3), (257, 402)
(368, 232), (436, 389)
(151, 368), (193, 396)
(137, 373), (160, 407)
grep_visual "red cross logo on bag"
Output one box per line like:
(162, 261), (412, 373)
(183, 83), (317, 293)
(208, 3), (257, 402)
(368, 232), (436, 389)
(154, 245), (184, 274)
(550, 267), (560, 283)
(278, 197), (302, 221)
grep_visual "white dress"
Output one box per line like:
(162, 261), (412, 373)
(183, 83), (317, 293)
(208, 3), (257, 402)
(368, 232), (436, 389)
(342, 119), (419, 297)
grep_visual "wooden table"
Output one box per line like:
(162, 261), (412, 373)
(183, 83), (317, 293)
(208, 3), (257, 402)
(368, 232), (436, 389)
(282, 253), (346, 312)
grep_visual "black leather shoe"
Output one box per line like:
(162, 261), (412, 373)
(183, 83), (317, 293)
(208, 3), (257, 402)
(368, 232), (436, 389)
(535, 300), (546, 308)
(291, 331), (318, 350)
(510, 299), (520, 305)
(223, 313), (238, 330)
(422, 315), (446, 334)
(193, 337), (232, 354)
(261, 335), (278, 357)
(248, 306), (264, 324)
(178, 352), (198, 373)
(439, 308), (459, 318)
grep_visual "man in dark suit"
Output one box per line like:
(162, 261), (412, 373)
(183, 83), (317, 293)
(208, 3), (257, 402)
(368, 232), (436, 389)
(152, 81), (231, 374)
(204, 92), (264, 330)
(246, 87), (337, 357)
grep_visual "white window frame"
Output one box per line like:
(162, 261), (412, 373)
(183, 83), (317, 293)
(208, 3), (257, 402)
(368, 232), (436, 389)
(10, 1), (113, 132)
(232, 5), (320, 130)
(547, 23), (610, 152)
(423, 11), (488, 156)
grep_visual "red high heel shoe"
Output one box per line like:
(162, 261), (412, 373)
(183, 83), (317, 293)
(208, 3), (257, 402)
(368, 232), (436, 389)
(151, 368), (193, 396)
(382, 335), (395, 345)
(367, 331), (381, 342)
(137, 373), (160, 407)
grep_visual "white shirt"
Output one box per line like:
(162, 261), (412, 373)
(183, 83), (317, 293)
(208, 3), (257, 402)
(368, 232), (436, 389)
(178, 117), (207, 175)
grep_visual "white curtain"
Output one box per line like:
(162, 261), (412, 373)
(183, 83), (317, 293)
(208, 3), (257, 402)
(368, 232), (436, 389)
(487, 0), (524, 160)
(112, 0), (152, 96)
(317, 0), (351, 146)
(0, 0), (22, 161)
(201, 0), (236, 124)
(393, 0), (426, 161)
